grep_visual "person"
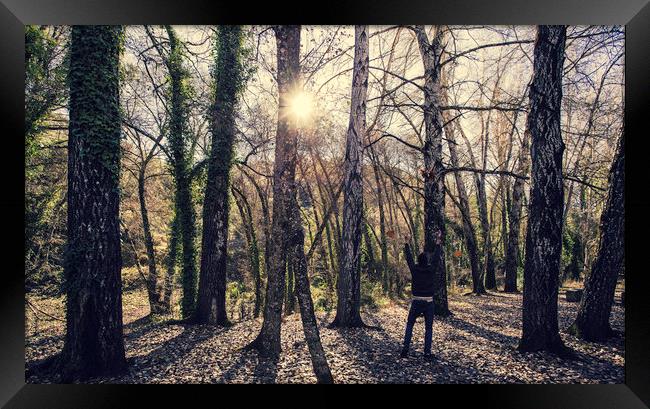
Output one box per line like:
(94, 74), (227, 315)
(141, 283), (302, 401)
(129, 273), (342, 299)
(400, 230), (442, 361)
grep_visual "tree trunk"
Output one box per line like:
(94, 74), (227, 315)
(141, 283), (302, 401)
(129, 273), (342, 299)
(161, 210), (179, 311)
(331, 25), (369, 328)
(289, 204), (334, 383)
(248, 25), (301, 358)
(195, 25), (244, 325)
(569, 131), (624, 341)
(138, 169), (164, 314)
(285, 257), (296, 314)
(504, 130), (531, 293)
(415, 25), (450, 316)
(165, 26), (198, 319)
(479, 179), (496, 290)
(518, 25), (568, 354)
(58, 25), (126, 382)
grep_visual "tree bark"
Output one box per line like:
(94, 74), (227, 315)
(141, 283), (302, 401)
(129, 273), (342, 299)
(58, 25), (126, 382)
(518, 25), (568, 354)
(504, 130), (531, 293)
(289, 204), (334, 383)
(195, 25), (244, 325)
(569, 131), (624, 341)
(248, 25), (301, 358)
(415, 25), (450, 316)
(331, 25), (369, 328)
(285, 257), (296, 314)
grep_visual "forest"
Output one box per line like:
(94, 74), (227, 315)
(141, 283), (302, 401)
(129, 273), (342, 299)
(25, 25), (625, 384)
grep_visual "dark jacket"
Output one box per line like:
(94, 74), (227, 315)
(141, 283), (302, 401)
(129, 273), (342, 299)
(404, 243), (439, 297)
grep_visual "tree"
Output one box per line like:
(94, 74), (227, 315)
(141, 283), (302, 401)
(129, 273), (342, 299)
(25, 26), (68, 281)
(504, 130), (531, 293)
(569, 130), (624, 341)
(414, 25), (450, 316)
(195, 25), (246, 325)
(247, 27), (334, 383)
(440, 71), (484, 295)
(161, 210), (179, 311)
(58, 25), (127, 381)
(518, 25), (569, 354)
(121, 121), (167, 314)
(162, 26), (199, 318)
(331, 25), (369, 328)
(232, 184), (263, 317)
(247, 25), (303, 357)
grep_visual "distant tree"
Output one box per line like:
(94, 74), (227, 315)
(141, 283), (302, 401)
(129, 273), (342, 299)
(504, 130), (531, 293)
(518, 25), (569, 355)
(25, 25), (68, 279)
(232, 184), (263, 317)
(440, 70), (484, 295)
(122, 121), (167, 314)
(569, 130), (624, 341)
(195, 25), (246, 325)
(331, 25), (369, 328)
(58, 25), (127, 381)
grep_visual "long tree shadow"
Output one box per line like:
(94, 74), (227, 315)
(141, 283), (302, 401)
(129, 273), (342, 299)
(215, 345), (279, 384)
(335, 312), (506, 383)
(444, 315), (520, 346)
(252, 356), (280, 384)
(114, 324), (233, 383)
(215, 349), (257, 383)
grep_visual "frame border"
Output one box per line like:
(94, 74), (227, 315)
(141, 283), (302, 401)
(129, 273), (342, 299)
(2, 0), (648, 407)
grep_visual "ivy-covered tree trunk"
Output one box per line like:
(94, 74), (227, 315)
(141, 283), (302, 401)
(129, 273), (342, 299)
(331, 25), (369, 328)
(165, 26), (199, 319)
(569, 131), (624, 341)
(195, 25), (245, 325)
(161, 210), (179, 311)
(415, 25), (450, 316)
(248, 25), (301, 358)
(138, 168), (164, 314)
(504, 130), (531, 293)
(58, 25), (126, 382)
(518, 25), (568, 354)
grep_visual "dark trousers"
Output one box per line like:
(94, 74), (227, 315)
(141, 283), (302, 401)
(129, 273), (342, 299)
(402, 299), (434, 355)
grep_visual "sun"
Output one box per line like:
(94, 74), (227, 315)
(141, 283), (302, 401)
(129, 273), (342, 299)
(287, 89), (314, 125)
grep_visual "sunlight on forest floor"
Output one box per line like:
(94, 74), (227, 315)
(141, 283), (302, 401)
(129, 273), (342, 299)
(25, 284), (624, 384)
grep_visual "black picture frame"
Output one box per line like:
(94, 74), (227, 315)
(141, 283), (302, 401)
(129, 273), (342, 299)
(2, 0), (648, 407)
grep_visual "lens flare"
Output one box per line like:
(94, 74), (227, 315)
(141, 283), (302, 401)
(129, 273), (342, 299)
(287, 90), (314, 125)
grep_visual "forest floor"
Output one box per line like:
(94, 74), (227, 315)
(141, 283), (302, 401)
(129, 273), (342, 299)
(25, 285), (625, 384)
